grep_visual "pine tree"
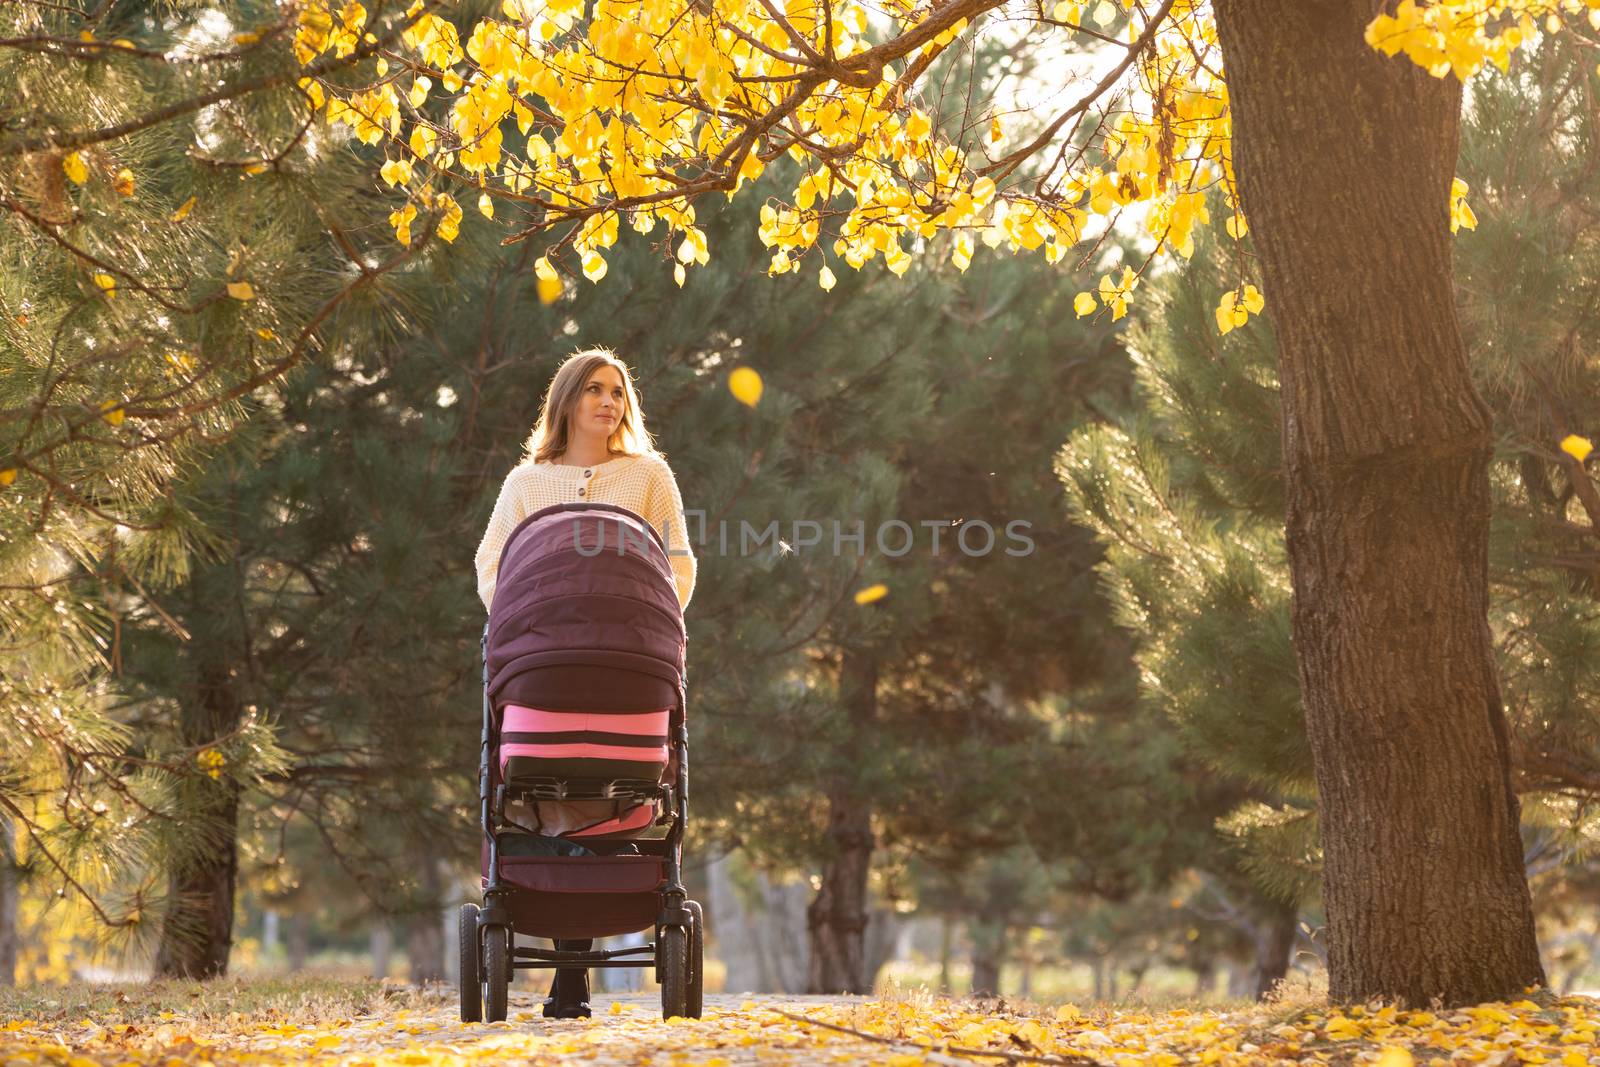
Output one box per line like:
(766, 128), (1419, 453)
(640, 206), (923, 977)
(0, 0), (454, 957)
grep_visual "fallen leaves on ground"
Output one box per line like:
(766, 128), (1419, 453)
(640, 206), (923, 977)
(0, 987), (1595, 1066)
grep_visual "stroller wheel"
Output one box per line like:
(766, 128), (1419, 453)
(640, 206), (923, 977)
(685, 900), (705, 1020)
(658, 924), (688, 1020)
(483, 924), (511, 1023)
(458, 904), (482, 1024)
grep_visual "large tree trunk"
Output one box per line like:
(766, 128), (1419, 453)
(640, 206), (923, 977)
(1212, 0), (1545, 1005)
(153, 644), (243, 979)
(806, 649), (877, 994)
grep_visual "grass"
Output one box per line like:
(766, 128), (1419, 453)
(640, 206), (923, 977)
(0, 975), (448, 1026)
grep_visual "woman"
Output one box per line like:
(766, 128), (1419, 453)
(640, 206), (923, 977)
(473, 347), (696, 1019)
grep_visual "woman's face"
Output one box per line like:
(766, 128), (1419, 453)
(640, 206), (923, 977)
(570, 364), (626, 444)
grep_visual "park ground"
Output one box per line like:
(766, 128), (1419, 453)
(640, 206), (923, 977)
(0, 979), (1598, 1066)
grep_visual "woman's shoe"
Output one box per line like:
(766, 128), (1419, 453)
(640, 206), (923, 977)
(542, 998), (591, 1019)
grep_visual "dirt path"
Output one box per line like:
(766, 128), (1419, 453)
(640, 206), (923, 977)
(4, 985), (1597, 1066)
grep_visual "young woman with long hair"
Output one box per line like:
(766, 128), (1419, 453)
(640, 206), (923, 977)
(473, 347), (696, 1018)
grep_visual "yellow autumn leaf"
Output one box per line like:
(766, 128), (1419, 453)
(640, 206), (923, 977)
(235, 30), (261, 44)
(1074, 291), (1096, 317)
(536, 273), (563, 304)
(256, 328), (276, 341)
(437, 193), (463, 242)
(113, 168), (135, 196)
(92, 273), (117, 297)
(1225, 213), (1247, 239)
(0, 468), (17, 487)
(478, 192), (494, 219)
(227, 281), (255, 300)
(1375, 1048), (1415, 1067)
(728, 367), (763, 407)
(380, 158), (413, 187)
(581, 251), (607, 282)
(1561, 434), (1594, 463)
(390, 203), (418, 246)
(171, 196), (197, 222)
(1215, 292), (1236, 335)
(1241, 284), (1265, 315)
(100, 400), (125, 426)
(818, 263), (837, 291)
(63, 151), (88, 184)
(673, 263), (686, 288)
(854, 583), (889, 605)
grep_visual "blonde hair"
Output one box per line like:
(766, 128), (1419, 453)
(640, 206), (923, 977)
(523, 347), (658, 464)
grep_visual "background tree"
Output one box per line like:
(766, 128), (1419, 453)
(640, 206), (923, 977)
(0, 0), (450, 949)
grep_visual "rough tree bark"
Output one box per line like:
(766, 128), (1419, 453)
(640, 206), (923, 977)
(805, 648), (877, 995)
(1211, 0), (1546, 1005)
(153, 603), (244, 979)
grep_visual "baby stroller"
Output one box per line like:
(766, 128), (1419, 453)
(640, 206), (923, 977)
(459, 501), (704, 1023)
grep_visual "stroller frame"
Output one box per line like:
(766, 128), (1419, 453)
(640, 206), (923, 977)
(462, 622), (704, 1022)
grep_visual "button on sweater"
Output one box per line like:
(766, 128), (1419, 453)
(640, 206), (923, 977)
(474, 452), (697, 611)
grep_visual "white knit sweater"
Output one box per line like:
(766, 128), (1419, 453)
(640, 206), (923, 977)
(474, 451), (697, 611)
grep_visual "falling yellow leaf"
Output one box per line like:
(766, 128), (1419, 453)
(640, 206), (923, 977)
(536, 273), (563, 304)
(854, 583), (889, 606)
(234, 30), (261, 44)
(113, 168), (135, 196)
(1074, 292), (1096, 318)
(0, 469), (16, 487)
(171, 196), (196, 222)
(1561, 434), (1593, 463)
(92, 273), (117, 298)
(728, 367), (762, 407)
(256, 328), (276, 341)
(227, 281), (255, 301)
(63, 151), (88, 185)
(100, 400), (125, 426)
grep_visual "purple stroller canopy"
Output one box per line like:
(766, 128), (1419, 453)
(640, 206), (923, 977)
(486, 503), (686, 711)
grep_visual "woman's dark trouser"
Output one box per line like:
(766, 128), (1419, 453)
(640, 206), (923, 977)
(549, 939), (592, 1004)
